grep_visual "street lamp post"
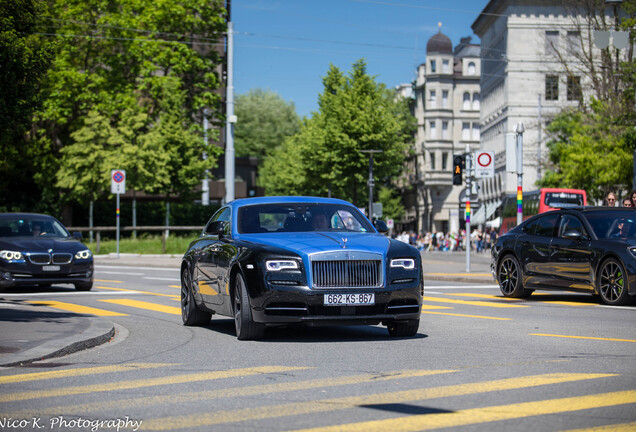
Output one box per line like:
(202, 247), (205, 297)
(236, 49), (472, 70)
(361, 150), (382, 221)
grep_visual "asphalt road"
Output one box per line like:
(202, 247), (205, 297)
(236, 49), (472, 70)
(0, 263), (635, 432)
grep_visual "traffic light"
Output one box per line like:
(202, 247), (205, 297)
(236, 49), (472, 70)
(452, 154), (464, 185)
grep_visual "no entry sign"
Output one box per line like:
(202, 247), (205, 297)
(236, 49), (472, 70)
(474, 151), (494, 178)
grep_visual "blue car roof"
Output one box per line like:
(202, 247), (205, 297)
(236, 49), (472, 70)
(228, 196), (355, 209)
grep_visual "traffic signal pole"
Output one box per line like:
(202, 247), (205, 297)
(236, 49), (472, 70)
(465, 147), (471, 273)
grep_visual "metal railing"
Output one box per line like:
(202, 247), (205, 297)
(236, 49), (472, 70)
(68, 226), (204, 254)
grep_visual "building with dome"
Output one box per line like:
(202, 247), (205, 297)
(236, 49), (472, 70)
(406, 26), (481, 234)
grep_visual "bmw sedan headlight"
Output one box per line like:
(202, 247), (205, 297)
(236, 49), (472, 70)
(75, 249), (92, 260)
(266, 260), (299, 271)
(629, 247), (636, 259)
(390, 258), (415, 270)
(0, 250), (23, 261)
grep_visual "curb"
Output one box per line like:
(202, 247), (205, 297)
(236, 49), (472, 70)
(0, 319), (115, 367)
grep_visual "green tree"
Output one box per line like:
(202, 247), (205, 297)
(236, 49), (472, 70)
(0, 0), (53, 211)
(234, 89), (301, 160)
(260, 60), (414, 209)
(34, 0), (226, 211)
(377, 186), (405, 221)
(538, 102), (632, 201)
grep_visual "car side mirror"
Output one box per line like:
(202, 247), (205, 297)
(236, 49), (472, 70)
(73, 231), (83, 240)
(204, 221), (228, 238)
(563, 229), (581, 241)
(373, 220), (389, 234)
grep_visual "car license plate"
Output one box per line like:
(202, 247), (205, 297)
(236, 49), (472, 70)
(324, 293), (374, 306)
(42, 265), (60, 271)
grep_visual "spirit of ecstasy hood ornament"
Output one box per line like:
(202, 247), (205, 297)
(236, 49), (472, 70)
(341, 237), (347, 248)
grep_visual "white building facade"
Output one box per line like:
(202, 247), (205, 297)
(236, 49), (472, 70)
(408, 30), (481, 234)
(471, 0), (607, 214)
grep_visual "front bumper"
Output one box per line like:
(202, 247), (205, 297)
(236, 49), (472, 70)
(250, 283), (422, 326)
(0, 260), (93, 287)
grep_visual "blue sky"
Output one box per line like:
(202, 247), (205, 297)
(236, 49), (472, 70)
(232, 0), (491, 118)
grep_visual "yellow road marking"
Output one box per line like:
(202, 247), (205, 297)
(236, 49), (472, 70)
(25, 300), (127, 317)
(446, 293), (515, 300)
(94, 279), (122, 283)
(421, 305), (454, 310)
(99, 299), (181, 315)
(531, 333), (636, 343)
(8, 370), (457, 418)
(425, 272), (492, 277)
(141, 373), (614, 430)
(290, 390), (636, 432)
(0, 366), (308, 403)
(0, 364), (170, 384)
(560, 421), (636, 432)
(169, 285), (180, 288)
(98, 286), (179, 298)
(422, 296), (526, 308)
(421, 311), (511, 320)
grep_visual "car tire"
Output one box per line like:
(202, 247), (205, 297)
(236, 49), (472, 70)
(74, 281), (93, 291)
(497, 254), (531, 298)
(387, 319), (419, 337)
(597, 258), (630, 305)
(233, 272), (265, 340)
(181, 267), (211, 326)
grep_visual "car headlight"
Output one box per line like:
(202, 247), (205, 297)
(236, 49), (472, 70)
(629, 247), (636, 259)
(0, 250), (23, 261)
(75, 249), (92, 259)
(265, 260), (299, 271)
(390, 258), (415, 270)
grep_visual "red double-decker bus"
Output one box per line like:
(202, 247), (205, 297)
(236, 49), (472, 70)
(498, 188), (587, 235)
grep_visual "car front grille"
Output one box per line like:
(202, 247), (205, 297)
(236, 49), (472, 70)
(52, 253), (72, 264)
(312, 259), (382, 288)
(28, 253), (51, 265)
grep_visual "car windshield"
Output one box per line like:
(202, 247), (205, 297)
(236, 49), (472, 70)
(583, 210), (636, 239)
(0, 216), (70, 238)
(237, 203), (374, 234)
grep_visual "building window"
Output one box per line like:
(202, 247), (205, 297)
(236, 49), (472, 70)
(429, 90), (437, 108)
(472, 93), (480, 110)
(567, 31), (581, 56)
(430, 151), (436, 170)
(463, 92), (470, 110)
(545, 31), (559, 56)
(467, 61), (476, 75)
(442, 152), (448, 170)
(430, 60), (436, 73)
(442, 59), (450, 73)
(462, 122), (470, 140)
(472, 123), (480, 141)
(545, 75), (559, 100)
(442, 90), (449, 108)
(430, 121), (437, 139)
(442, 121), (449, 139)
(567, 75), (582, 101)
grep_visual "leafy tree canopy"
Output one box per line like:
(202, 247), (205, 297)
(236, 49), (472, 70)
(260, 59), (414, 209)
(234, 89), (301, 160)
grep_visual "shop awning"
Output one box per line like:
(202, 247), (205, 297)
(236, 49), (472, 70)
(471, 200), (501, 225)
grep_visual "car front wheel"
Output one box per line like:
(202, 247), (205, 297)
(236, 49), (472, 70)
(74, 281), (92, 291)
(497, 255), (531, 298)
(233, 272), (265, 340)
(598, 258), (630, 305)
(181, 267), (211, 326)
(387, 319), (420, 337)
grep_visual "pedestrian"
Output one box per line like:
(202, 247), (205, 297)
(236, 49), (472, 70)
(622, 197), (633, 207)
(630, 188), (636, 206)
(604, 192), (617, 207)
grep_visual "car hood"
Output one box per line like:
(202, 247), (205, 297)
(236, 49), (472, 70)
(0, 237), (86, 253)
(238, 231), (390, 257)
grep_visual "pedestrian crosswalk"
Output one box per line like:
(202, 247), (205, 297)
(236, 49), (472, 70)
(0, 364), (633, 431)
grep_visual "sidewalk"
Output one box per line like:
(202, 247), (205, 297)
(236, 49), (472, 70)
(0, 250), (494, 367)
